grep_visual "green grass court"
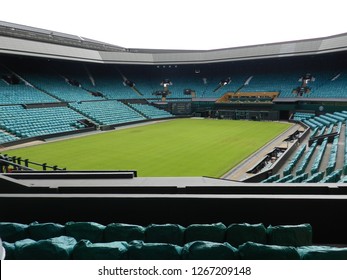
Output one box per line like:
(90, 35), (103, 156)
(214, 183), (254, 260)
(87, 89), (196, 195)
(5, 119), (291, 177)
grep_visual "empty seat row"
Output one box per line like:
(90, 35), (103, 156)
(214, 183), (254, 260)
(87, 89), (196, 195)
(0, 105), (87, 139)
(286, 172), (308, 183)
(0, 222), (312, 247)
(3, 237), (347, 260)
(282, 145), (306, 176)
(303, 171), (325, 183)
(292, 112), (315, 121)
(310, 138), (328, 175)
(326, 136), (339, 175)
(130, 103), (173, 119)
(69, 101), (146, 125)
(320, 169), (342, 183)
(21, 72), (105, 102)
(295, 141), (318, 176)
(0, 69), (59, 105)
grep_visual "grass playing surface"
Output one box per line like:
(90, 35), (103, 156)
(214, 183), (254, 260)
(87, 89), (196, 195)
(5, 119), (291, 177)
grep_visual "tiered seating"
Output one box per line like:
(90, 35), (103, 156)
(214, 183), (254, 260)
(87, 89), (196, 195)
(339, 175), (347, 183)
(22, 72), (105, 102)
(303, 171), (324, 183)
(267, 111), (346, 183)
(275, 174), (293, 183)
(0, 70), (58, 105)
(84, 67), (140, 100)
(309, 127), (319, 137)
(119, 75), (157, 99)
(310, 138), (328, 175)
(295, 141), (318, 176)
(302, 119), (319, 129)
(326, 123), (335, 135)
(320, 169), (342, 183)
(327, 113), (344, 122)
(320, 115), (338, 124)
(54, 63), (96, 90)
(292, 112), (315, 121)
(0, 105), (87, 138)
(0, 130), (19, 144)
(312, 72), (347, 99)
(196, 74), (246, 98)
(317, 126), (328, 136)
(286, 172), (308, 183)
(326, 136), (339, 175)
(314, 116), (330, 126)
(334, 111), (347, 120)
(130, 103), (173, 119)
(310, 119), (325, 128)
(242, 72), (300, 98)
(309, 124), (333, 176)
(70, 101), (146, 125)
(282, 145), (306, 176)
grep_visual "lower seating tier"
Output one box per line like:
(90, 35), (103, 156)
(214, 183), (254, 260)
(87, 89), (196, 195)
(69, 101), (146, 125)
(0, 105), (88, 141)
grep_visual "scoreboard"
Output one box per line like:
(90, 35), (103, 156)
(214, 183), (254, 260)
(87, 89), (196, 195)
(170, 102), (192, 115)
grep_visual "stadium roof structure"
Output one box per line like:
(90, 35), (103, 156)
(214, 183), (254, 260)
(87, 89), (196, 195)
(1, 20), (347, 65)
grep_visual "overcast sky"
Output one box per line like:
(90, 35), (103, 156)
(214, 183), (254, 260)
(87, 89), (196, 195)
(1, 0), (346, 50)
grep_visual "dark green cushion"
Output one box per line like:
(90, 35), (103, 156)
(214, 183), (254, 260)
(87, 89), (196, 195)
(128, 241), (182, 260)
(72, 240), (129, 260)
(14, 236), (77, 260)
(226, 223), (267, 247)
(28, 222), (65, 240)
(185, 223), (226, 243)
(298, 246), (347, 260)
(239, 241), (300, 260)
(2, 241), (15, 260)
(0, 222), (28, 242)
(65, 221), (105, 243)
(145, 224), (185, 246)
(182, 241), (239, 260)
(104, 223), (145, 242)
(267, 224), (312, 246)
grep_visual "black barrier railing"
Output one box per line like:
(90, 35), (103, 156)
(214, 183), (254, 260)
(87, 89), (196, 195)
(0, 154), (66, 173)
(0, 159), (34, 173)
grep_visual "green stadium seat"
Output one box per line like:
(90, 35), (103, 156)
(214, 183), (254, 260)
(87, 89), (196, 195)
(184, 223), (226, 243)
(238, 242), (301, 260)
(65, 221), (105, 243)
(298, 246), (347, 260)
(225, 223), (267, 247)
(104, 223), (145, 243)
(72, 240), (129, 260)
(28, 222), (65, 241)
(182, 241), (239, 260)
(13, 236), (77, 260)
(266, 224), (313, 246)
(127, 240), (182, 260)
(145, 223), (185, 246)
(0, 222), (29, 243)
